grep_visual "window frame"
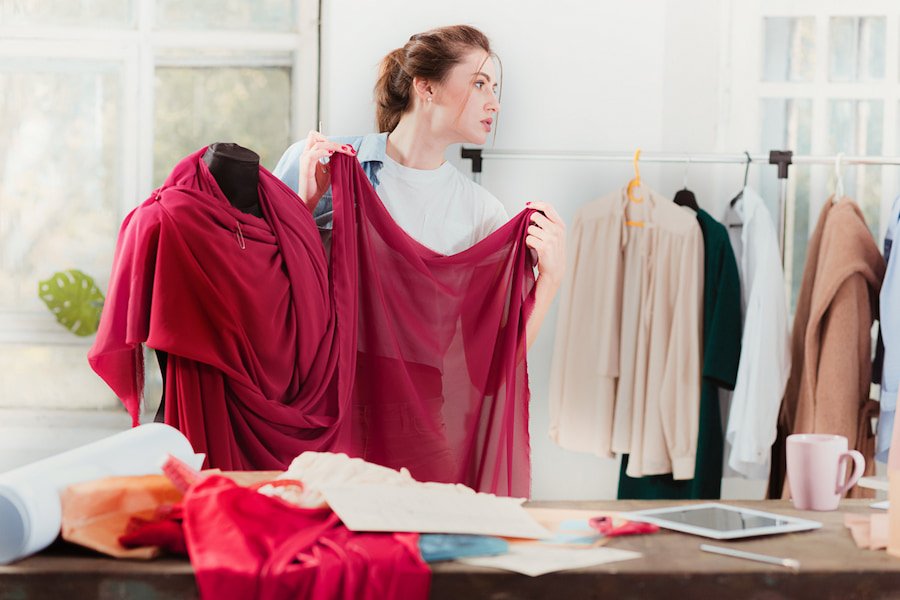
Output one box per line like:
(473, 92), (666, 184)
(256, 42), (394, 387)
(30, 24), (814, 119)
(724, 0), (899, 306)
(0, 0), (319, 347)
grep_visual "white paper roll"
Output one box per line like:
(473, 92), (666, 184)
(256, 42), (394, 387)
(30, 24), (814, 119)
(0, 423), (203, 564)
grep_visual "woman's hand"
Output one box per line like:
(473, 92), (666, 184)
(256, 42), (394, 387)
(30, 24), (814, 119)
(297, 130), (357, 212)
(525, 201), (566, 288)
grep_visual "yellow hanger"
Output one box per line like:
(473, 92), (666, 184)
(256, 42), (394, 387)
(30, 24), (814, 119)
(627, 149), (643, 203)
(626, 149), (645, 226)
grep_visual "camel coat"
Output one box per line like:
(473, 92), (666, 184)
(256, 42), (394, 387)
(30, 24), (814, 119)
(777, 199), (884, 498)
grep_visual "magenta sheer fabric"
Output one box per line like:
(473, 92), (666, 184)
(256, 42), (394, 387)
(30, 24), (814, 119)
(89, 150), (536, 496)
(331, 154), (537, 496)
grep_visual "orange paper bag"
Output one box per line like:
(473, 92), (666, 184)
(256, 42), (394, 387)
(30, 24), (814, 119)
(60, 474), (182, 559)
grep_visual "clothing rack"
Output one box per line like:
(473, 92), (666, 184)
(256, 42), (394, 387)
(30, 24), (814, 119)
(460, 148), (900, 257)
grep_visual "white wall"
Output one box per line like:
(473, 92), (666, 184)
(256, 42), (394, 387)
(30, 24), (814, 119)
(320, 0), (756, 499)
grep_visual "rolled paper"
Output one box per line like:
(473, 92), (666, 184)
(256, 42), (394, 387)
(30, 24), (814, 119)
(0, 423), (202, 564)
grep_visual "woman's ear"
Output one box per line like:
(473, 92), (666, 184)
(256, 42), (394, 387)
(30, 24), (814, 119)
(412, 77), (434, 104)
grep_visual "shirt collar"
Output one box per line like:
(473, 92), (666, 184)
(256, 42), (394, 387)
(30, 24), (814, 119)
(357, 132), (388, 163)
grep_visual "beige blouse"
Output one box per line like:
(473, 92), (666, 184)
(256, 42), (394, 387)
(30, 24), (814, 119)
(549, 187), (703, 479)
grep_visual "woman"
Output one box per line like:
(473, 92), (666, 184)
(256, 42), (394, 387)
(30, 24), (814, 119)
(274, 25), (564, 493)
(273, 24), (565, 350)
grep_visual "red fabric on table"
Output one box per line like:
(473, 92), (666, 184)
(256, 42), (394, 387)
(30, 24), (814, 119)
(119, 504), (187, 556)
(182, 475), (430, 600)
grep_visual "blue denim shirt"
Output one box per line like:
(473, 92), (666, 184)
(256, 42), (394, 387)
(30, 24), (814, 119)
(272, 132), (388, 230)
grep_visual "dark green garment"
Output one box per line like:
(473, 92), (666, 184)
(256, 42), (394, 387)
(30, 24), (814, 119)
(618, 209), (742, 499)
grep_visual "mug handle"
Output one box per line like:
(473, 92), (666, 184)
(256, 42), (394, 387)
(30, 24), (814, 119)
(835, 450), (866, 497)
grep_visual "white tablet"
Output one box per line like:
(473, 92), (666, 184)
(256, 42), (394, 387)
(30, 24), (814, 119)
(622, 503), (822, 540)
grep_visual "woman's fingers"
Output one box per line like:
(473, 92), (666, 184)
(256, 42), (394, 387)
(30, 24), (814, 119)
(306, 146), (337, 164)
(303, 130), (328, 152)
(308, 141), (356, 159)
(525, 235), (543, 250)
(527, 201), (565, 228)
(524, 201), (566, 286)
(303, 130), (356, 160)
(527, 224), (547, 241)
(529, 211), (552, 229)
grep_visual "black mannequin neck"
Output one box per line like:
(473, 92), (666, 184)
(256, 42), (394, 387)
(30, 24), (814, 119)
(202, 143), (262, 217)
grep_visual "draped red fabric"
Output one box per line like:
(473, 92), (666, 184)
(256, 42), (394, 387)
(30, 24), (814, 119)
(88, 147), (355, 468)
(89, 150), (536, 497)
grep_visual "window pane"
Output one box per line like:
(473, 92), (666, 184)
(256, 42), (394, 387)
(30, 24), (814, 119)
(0, 60), (122, 315)
(828, 99), (883, 238)
(763, 17), (815, 82)
(0, 59), (124, 409)
(0, 0), (134, 27)
(760, 98), (812, 310)
(830, 17), (886, 82)
(0, 345), (162, 410)
(154, 64), (292, 186)
(0, 345), (116, 409)
(155, 0), (294, 31)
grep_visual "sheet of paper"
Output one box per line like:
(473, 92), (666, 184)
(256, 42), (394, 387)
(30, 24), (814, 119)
(458, 545), (642, 576)
(524, 507), (613, 547)
(0, 423), (203, 565)
(322, 484), (550, 539)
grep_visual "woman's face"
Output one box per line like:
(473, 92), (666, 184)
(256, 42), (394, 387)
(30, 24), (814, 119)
(431, 49), (500, 145)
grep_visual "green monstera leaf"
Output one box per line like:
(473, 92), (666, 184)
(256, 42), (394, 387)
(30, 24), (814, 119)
(37, 269), (105, 337)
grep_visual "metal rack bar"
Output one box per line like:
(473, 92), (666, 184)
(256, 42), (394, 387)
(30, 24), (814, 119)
(461, 147), (900, 260)
(460, 147), (900, 169)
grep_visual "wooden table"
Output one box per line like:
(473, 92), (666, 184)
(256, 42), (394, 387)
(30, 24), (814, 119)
(2, 500), (898, 599)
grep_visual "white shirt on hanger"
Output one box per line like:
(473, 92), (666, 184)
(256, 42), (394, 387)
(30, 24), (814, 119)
(723, 186), (791, 479)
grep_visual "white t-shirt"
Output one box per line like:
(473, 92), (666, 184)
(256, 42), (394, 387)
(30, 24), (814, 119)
(375, 153), (509, 255)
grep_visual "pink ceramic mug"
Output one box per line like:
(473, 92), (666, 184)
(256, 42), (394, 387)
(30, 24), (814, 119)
(786, 434), (865, 511)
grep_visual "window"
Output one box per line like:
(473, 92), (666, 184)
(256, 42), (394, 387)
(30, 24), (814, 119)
(0, 0), (318, 413)
(726, 1), (899, 308)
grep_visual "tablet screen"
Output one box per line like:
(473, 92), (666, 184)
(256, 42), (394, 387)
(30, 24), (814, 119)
(624, 503), (821, 539)
(655, 506), (788, 532)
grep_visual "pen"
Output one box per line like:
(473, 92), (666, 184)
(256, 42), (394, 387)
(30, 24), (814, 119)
(700, 544), (800, 571)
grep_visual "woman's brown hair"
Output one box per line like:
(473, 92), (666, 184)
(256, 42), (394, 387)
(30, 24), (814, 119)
(374, 25), (499, 133)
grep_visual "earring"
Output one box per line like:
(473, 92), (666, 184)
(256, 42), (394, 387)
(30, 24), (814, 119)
(426, 96), (432, 103)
